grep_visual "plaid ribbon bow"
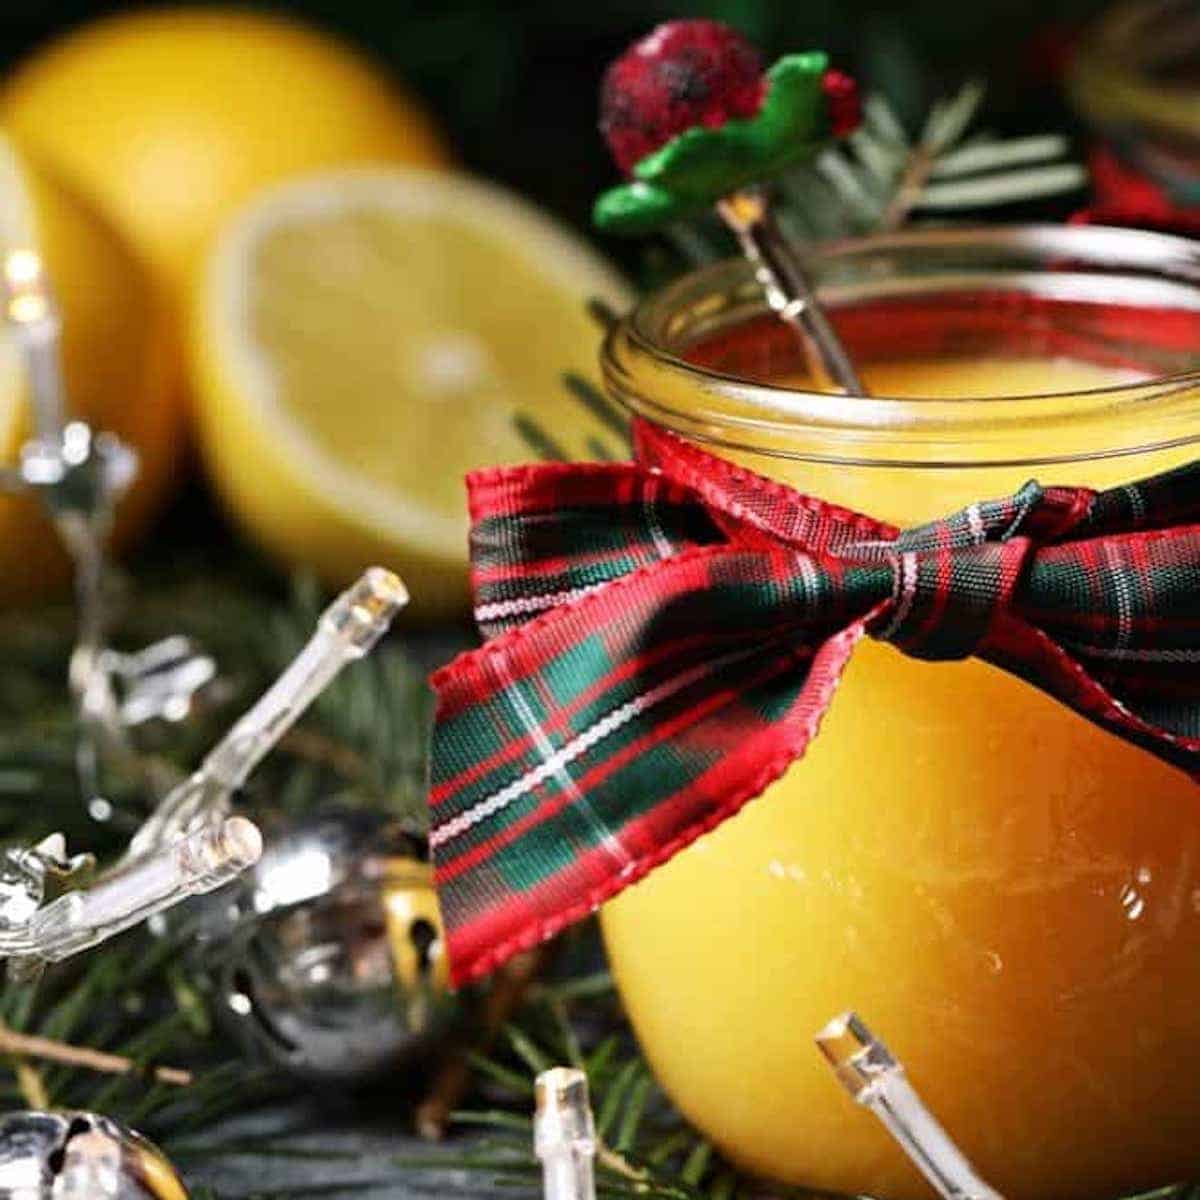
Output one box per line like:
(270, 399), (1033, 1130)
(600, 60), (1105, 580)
(430, 419), (1200, 985)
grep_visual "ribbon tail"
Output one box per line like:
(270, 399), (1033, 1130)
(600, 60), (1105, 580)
(428, 545), (878, 986)
(982, 615), (1200, 780)
(1078, 457), (1200, 537)
(1005, 526), (1200, 775)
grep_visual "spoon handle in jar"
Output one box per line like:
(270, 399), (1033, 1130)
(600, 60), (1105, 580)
(717, 189), (867, 396)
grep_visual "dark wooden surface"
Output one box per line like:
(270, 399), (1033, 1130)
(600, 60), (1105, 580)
(182, 1102), (527, 1198)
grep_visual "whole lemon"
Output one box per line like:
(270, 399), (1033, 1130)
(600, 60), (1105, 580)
(1, 8), (449, 308)
(0, 136), (176, 603)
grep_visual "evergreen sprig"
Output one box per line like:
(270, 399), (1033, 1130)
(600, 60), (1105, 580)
(669, 81), (1086, 260)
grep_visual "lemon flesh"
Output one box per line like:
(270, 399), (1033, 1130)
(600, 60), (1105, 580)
(193, 169), (631, 618)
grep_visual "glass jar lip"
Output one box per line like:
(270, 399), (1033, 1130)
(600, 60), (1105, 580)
(600, 224), (1200, 469)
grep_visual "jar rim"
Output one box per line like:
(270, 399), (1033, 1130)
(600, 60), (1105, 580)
(600, 224), (1200, 469)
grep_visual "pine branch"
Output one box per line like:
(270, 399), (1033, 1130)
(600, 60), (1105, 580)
(783, 81), (1087, 240)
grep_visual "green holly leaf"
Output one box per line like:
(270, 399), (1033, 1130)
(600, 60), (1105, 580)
(594, 52), (834, 235)
(593, 180), (693, 234)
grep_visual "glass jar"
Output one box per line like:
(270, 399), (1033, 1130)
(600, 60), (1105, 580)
(598, 225), (1200, 1200)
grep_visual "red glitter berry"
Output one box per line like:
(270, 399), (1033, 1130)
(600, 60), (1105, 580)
(600, 20), (766, 176)
(821, 69), (861, 137)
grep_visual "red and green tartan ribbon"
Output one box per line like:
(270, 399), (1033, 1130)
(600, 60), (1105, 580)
(430, 419), (1200, 985)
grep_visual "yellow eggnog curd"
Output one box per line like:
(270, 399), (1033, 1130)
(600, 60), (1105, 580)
(597, 227), (1200, 1200)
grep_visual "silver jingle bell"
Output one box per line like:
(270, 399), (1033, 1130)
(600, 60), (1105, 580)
(0, 1110), (187, 1199)
(195, 807), (456, 1082)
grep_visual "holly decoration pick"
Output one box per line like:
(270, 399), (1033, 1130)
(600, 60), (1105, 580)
(595, 20), (866, 395)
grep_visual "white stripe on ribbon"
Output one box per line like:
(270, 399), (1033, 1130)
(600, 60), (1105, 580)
(475, 583), (606, 624)
(1122, 483), (1147, 524)
(793, 552), (820, 602)
(875, 551), (919, 642)
(1105, 541), (1134, 651)
(644, 479), (674, 560)
(431, 644), (760, 848)
(965, 503), (986, 545)
(498, 652), (633, 872)
(1062, 641), (1200, 663)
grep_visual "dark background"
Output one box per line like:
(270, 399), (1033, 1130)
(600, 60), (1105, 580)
(0, 0), (1113, 244)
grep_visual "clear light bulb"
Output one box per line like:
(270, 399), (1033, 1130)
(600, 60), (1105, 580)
(534, 1068), (597, 1200)
(28, 818), (263, 963)
(2, 248), (64, 442)
(2, 246), (148, 808)
(815, 1011), (1005, 1200)
(0, 567), (407, 974)
(125, 567), (409, 860)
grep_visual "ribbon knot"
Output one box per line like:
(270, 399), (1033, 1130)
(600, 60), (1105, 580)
(869, 538), (1029, 661)
(430, 420), (1200, 985)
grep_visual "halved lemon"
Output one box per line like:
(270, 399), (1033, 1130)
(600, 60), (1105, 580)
(190, 168), (632, 619)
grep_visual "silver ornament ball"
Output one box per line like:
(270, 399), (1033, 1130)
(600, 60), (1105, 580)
(195, 807), (456, 1082)
(0, 1110), (186, 1199)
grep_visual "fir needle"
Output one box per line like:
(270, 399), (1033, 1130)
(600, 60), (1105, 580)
(815, 1011), (1004, 1200)
(418, 947), (545, 1141)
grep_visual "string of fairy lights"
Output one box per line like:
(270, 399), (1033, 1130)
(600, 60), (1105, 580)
(532, 1015), (1004, 1200)
(0, 243), (406, 983)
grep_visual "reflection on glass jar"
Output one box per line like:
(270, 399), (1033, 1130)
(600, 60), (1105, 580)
(598, 225), (1200, 1200)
